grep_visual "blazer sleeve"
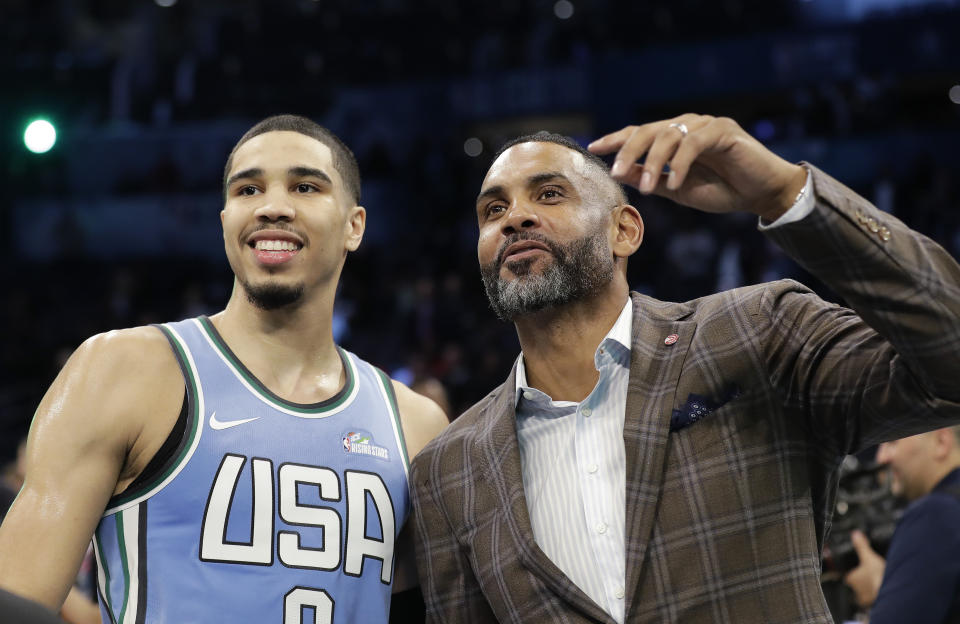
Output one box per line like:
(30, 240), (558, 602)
(759, 164), (960, 459)
(410, 453), (498, 624)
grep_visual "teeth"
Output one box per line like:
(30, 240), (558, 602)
(255, 240), (299, 252)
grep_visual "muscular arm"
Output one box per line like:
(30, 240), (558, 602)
(0, 327), (183, 611)
(391, 380), (449, 593)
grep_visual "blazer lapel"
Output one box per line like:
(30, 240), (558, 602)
(623, 292), (697, 615)
(476, 363), (617, 623)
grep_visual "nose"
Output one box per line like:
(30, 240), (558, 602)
(253, 188), (296, 221)
(500, 200), (540, 235)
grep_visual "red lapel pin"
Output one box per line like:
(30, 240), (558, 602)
(664, 333), (679, 345)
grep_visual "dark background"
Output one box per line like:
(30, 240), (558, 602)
(3, 0), (960, 462)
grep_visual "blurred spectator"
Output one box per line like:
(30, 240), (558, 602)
(844, 427), (960, 623)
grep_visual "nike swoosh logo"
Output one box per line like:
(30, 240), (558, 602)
(208, 411), (260, 430)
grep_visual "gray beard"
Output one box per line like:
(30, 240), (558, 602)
(480, 229), (615, 322)
(240, 279), (304, 310)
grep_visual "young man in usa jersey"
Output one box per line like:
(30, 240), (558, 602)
(0, 115), (448, 624)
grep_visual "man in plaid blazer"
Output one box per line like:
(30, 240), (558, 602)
(410, 114), (960, 623)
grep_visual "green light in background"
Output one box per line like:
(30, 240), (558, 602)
(23, 119), (57, 154)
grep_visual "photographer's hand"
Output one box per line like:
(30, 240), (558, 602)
(844, 530), (887, 610)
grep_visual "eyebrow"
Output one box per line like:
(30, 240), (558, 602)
(475, 171), (571, 205)
(226, 167), (263, 189)
(226, 166), (333, 189)
(289, 166), (333, 185)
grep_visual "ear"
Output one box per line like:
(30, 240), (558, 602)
(934, 428), (955, 460)
(344, 205), (366, 252)
(610, 204), (643, 259)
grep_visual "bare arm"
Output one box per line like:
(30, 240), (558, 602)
(0, 327), (183, 611)
(391, 380), (449, 593)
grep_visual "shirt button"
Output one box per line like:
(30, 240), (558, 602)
(588, 464), (599, 474)
(615, 586), (625, 599)
(523, 391), (534, 400)
(582, 408), (593, 417)
(596, 522), (607, 534)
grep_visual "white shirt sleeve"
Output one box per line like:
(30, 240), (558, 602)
(757, 168), (814, 230)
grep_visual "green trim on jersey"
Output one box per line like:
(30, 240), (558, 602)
(105, 325), (202, 511)
(375, 368), (409, 469)
(197, 315), (357, 415)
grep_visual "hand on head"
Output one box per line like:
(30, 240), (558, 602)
(588, 114), (807, 222)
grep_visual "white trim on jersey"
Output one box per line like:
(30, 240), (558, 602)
(372, 368), (410, 483)
(118, 505), (141, 624)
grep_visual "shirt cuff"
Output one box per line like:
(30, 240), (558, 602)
(758, 168), (814, 230)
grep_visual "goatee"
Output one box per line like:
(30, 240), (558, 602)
(480, 228), (614, 321)
(241, 280), (305, 310)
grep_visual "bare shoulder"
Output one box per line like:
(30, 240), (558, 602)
(34, 325), (185, 482)
(71, 324), (177, 369)
(389, 380), (449, 460)
(60, 325), (182, 413)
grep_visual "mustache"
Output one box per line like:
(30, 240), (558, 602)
(495, 232), (559, 267)
(244, 223), (309, 245)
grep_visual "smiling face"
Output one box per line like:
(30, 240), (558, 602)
(221, 130), (364, 310)
(475, 141), (623, 321)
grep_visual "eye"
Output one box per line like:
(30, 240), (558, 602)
(237, 185), (261, 196)
(295, 182), (318, 193)
(538, 186), (564, 201)
(482, 203), (507, 220)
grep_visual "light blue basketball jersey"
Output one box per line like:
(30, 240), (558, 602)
(92, 316), (410, 624)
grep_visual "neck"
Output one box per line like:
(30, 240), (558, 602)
(514, 277), (629, 402)
(209, 280), (342, 402)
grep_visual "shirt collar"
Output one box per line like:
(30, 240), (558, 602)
(515, 297), (633, 405)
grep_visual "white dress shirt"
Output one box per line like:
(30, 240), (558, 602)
(515, 298), (633, 623)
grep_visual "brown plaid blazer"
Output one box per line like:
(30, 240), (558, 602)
(410, 165), (960, 623)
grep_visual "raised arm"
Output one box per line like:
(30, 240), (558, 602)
(591, 115), (960, 453)
(0, 327), (184, 611)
